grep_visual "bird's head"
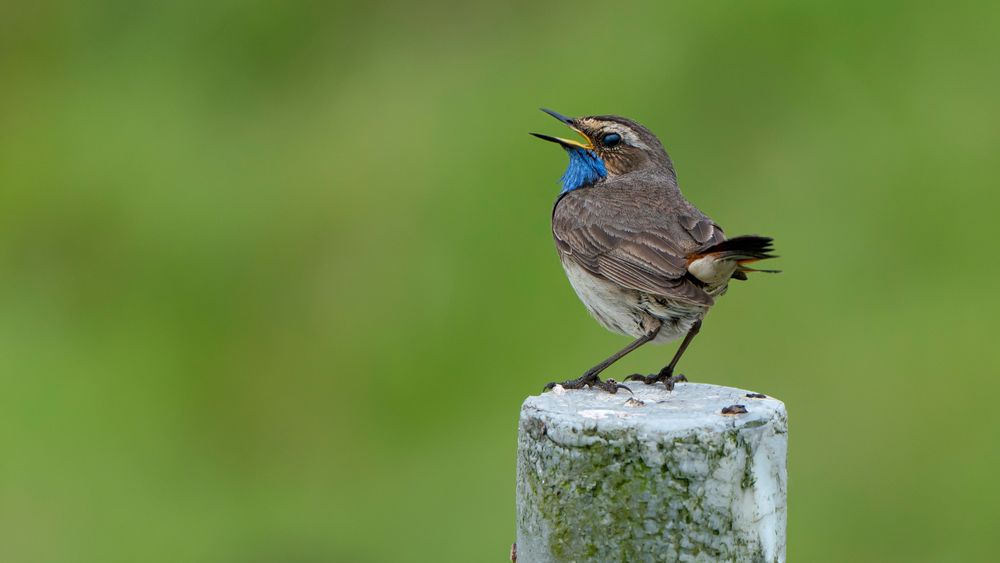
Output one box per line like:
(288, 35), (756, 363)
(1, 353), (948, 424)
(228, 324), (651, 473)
(532, 108), (673, 193)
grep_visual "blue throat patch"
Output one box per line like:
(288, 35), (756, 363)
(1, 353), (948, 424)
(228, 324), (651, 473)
(560, 147), (607, 193)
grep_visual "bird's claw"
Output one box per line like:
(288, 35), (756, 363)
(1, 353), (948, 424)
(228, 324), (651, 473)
(625, 371), (688, 391)
(664, 374), (688, 391)
(597, 378), (633, 395)
(542, 375), (632, 394)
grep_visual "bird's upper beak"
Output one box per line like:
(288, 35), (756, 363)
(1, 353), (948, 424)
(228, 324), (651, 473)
(531, 108), (593, 150)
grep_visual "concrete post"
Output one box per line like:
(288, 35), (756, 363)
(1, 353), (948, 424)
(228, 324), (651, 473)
(515, 382), (787, 562)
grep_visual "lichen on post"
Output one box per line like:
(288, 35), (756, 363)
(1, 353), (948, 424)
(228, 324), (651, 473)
(515, 382), (787, 562)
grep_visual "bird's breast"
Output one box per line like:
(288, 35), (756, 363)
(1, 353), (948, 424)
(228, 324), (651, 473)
(559, 258), (704, 343)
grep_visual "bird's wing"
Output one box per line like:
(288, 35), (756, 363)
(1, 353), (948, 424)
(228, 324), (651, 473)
(553, 189), (724, 306)
(677, 214), (724, 246)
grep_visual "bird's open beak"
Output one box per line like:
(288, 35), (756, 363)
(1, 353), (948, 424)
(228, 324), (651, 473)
(531, 108), (593, 150)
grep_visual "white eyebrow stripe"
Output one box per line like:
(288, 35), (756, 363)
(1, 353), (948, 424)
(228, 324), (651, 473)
(620, 127), (649, 150)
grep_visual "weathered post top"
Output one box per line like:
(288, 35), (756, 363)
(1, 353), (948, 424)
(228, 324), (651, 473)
(515, 382), (787, 563)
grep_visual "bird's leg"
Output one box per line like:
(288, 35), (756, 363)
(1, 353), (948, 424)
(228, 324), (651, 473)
(544, 325), (661, 394)
(626, 320), (702, 389)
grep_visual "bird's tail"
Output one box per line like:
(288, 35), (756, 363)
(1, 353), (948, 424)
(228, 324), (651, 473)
(691, 235), (780, 281)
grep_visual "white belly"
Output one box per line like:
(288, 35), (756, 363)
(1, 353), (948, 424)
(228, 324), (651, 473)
(560, 258), (707, 343)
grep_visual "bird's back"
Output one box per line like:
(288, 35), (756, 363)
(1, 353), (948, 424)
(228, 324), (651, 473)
(553, 172), (725, 302)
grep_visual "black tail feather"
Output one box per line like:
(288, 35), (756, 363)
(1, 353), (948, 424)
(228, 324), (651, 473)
(698, 235), (776, 260)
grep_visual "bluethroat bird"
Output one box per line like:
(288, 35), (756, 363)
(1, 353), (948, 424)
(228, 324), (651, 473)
(532, 109), (778, 394)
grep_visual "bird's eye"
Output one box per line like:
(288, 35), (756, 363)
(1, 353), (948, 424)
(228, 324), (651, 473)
(601, 133), (622, 147)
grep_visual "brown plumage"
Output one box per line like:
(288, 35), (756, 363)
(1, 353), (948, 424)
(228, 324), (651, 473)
(554, 176), (725, 307)
(534, 110), (778, 393)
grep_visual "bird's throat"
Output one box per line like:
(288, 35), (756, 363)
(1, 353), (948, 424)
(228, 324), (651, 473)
(560, 148), (607, 193)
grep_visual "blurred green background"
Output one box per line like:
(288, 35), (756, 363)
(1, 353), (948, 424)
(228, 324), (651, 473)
(2, 1), (999, 561)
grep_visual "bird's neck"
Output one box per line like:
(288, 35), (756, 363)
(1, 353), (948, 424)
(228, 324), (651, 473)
(560, 148), (607, 193)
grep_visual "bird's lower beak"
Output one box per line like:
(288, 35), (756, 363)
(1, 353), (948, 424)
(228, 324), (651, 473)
(530, 132), (592, 149)
(531, 108), (593, 150)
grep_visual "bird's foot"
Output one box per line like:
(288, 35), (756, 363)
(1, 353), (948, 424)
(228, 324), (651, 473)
(543, 372), (632, 394)
(625, 368), (688, 391)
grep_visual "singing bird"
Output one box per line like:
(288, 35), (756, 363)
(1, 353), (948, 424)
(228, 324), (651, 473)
(532, 109), (778, 394)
